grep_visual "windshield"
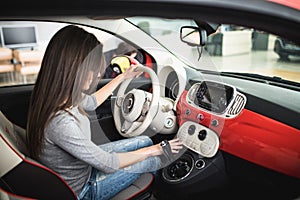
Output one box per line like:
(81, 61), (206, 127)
(0, 17), (299, 88)
(128, 17), (300, 85)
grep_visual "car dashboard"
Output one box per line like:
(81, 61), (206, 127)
(175, 81), (246, 157)
(156, 63), (300, 194)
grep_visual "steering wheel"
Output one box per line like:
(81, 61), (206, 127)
(113, 66), (160, 137)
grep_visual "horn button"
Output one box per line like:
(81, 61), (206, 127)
(123, 93), (135, 113)
(121, 89), (146, 122)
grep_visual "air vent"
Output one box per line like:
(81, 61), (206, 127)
(226, 93), (246, 117)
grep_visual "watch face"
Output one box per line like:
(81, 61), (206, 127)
(161, 140), (168, 147)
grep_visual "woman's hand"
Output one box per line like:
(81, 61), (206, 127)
(118, 138), (183, 169)
(149, 138), (184, 157)
(168, 138), (184, 154)
(121, 57), (143, 80)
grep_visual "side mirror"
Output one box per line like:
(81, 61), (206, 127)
(180, 26), (207, 46)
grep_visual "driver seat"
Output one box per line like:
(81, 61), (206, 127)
(0, 111), (155, 200)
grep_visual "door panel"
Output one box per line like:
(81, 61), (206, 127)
(0, 85), (33, 128)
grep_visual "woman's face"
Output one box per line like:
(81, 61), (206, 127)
(83, 71), (94, 91)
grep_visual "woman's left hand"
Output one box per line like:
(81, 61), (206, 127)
(122, 57), (143, 80)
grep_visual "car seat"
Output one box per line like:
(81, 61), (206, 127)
(0, 187), (35, 200)
(0, 111), (154, 200)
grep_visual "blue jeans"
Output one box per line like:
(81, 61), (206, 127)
(78, 136), (161, 200)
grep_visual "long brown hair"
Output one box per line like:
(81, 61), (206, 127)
(27, 25), (105, 159)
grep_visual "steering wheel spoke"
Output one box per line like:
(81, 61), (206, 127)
(121, 120), (142, 135)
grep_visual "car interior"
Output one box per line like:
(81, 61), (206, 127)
(0, 1), (300, 199)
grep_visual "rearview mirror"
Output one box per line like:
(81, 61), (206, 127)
(180, 26), (207, 46)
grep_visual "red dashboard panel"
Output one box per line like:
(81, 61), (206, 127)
(177, 90), (300, 179)
(268, 0), (300, 10)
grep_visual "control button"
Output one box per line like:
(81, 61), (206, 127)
(185, 109), (191, 116)
(211, 119), (219, 127)
(197, 113), (204, 121)
(195, 159), (205, 169)
(187, 125), (196, 135)
(198, 129), (207, 141)
(200, 142), (210, 154)
(200, 142), (213, 155)
(165, 118), (174, 128)
(191, 142), (196, 150)
(193, 142), (200, 151)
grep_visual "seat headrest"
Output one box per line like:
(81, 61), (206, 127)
(0, 111), (29, 156)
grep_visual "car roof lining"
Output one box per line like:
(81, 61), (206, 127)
(0, 1), (299, 44)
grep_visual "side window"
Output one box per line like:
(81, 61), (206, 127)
(0, 21), (151, 87)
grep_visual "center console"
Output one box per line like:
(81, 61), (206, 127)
(154, 81), (244, 198)
(156, 122), (226, 198)
(161, 120), (221, 182)
(155, 150), (227, 198)
(176, 121), (219, 157)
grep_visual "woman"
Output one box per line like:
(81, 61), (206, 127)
(26, 25), (182, 200)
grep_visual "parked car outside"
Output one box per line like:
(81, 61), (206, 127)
(274, 37), (300, 60)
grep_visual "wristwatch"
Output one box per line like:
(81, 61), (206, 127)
(160, 140), (173, 162)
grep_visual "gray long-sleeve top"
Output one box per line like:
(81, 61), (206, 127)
(39, 94), (120, 196)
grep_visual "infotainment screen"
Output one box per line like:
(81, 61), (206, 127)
(194, 81), (234, 113)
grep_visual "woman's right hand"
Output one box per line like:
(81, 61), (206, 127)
(118, 138), (183, 169)
(150, 138), (183, 157)
(168, 138), (184, 153)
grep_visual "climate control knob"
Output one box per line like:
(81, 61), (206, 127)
(198, 129), (207, 140)
(188, 125), (196, 135)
